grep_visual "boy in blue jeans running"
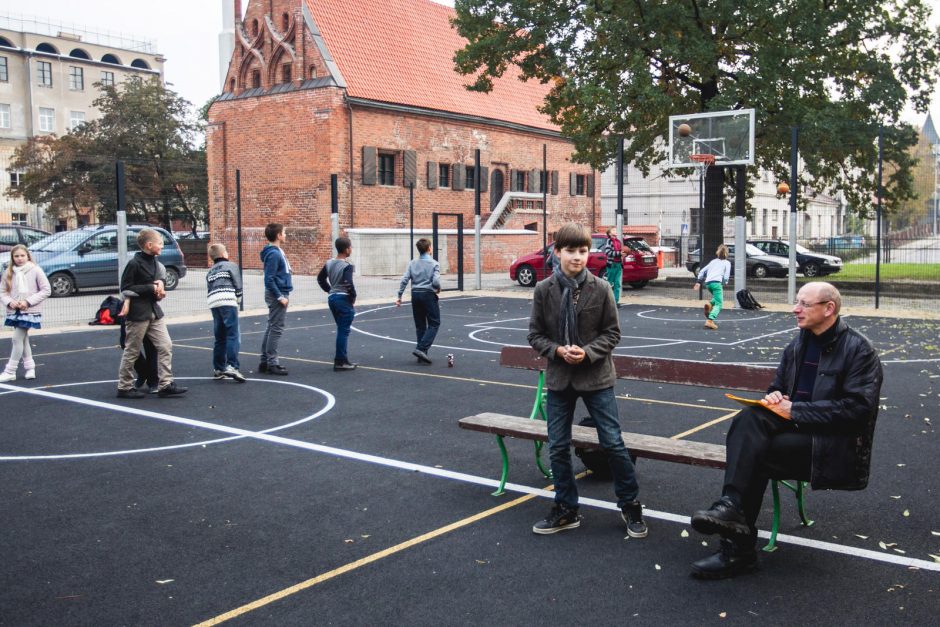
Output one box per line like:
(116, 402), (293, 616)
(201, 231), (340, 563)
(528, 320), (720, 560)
(527, 222), (647, 537)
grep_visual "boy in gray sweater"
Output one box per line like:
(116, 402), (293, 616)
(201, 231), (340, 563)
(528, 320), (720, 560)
(318, 237), (357, 371)
(395, 238), (441, 364)
(206, 243), (245, 382)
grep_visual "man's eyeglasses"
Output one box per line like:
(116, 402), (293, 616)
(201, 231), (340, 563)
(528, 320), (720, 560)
(795, 300), (830, 309)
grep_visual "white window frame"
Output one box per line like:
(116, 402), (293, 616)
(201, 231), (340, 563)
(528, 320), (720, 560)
(0, 56), (8, 83)
(101, 70), (115, 86)
(0, 103), (10, 129)
(69, 66), (84, 91)
(69, 110), (85, 131)
(37, 61), (52, 87)
(38, 107), (55, 132)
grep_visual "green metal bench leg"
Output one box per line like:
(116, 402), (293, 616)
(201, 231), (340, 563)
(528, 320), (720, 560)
(764, 480), (814, 552)
(534, 441), (551, 479)
(530, 370), (552, 479)
(492, 435), (509, 496)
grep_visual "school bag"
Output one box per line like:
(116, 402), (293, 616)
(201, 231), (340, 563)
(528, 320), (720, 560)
(736, 288), (764, 310)
(89, 295), (124, 325)
(573, 416), (637, 479)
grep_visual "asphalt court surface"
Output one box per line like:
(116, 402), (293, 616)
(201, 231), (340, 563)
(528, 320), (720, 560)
(1, 295), (938, 624)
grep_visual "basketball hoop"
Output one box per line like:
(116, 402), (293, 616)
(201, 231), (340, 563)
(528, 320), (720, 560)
(689, 153), (716, 169)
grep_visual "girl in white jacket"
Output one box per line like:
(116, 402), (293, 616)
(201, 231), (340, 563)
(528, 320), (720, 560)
(1, 245), (52, 381)
(693, 244), (731, 330)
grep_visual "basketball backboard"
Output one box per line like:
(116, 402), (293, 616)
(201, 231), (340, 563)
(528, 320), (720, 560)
(668, 109), (755, 168)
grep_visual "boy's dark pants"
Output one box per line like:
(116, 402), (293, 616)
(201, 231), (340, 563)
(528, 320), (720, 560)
(411, 290), (440, 353)
(546, 386), (639, 509)
(327, 293), (355, 363)
(211, 305), (241, 371)
(260, 291), (287, 367)
(722, 406), (813, 542)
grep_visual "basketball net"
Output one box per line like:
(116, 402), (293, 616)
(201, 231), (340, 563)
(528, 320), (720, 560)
(689, 153), (716, 176)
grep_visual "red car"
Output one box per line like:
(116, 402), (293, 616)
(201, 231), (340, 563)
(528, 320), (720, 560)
(510, 234), (658, 288)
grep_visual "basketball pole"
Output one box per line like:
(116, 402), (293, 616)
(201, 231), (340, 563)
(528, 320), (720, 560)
(788, 127), (799, 304)
(734, 165), (747, 295)
(616, 136), (624, 238)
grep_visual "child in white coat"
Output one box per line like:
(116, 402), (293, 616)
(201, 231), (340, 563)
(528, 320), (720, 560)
(1, 245), (51, 381)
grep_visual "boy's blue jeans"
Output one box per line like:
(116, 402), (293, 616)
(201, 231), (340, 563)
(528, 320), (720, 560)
(328, 293), (355, 363)
(411, 290), (440, 353)
(546, 386), (640, 509)
(211, 306), (241, 371)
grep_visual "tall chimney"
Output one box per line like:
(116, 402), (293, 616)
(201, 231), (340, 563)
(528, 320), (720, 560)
(219, 0), (237, 90)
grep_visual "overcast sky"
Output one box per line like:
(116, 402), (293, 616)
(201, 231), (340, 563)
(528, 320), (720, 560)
(6, 0), (939, 130)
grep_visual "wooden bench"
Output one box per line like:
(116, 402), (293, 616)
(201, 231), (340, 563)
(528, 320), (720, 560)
(458, 345), (813, 552)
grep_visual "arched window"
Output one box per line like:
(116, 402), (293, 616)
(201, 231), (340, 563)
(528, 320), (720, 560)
(251, 70), (261, 89)
(69, 48), (91, 59)
(282, 13), (290, 32)
(130, 59), (151, 69)
(309, 65), (317, 79)
(36, 42), (59, 54)
(229, 78), (235, 92)
(101, 53), (122, 65)
(0, 36), (15, 48)
(251, 19), (259, 37)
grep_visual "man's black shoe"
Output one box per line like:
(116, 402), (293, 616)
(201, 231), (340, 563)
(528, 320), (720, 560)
(258, 363), (268, 373)
(267, 364), (289, 376)
(116, 388), (146, 399)
(157, 382), (188, 397)
(691, 496), (750, 538)
(333, 362), (358, 371)
(532, 504), (581, 534)
(691, 538), (758, 580)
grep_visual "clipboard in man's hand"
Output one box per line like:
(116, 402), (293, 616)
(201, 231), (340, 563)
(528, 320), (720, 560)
(725, 393), (790, 420)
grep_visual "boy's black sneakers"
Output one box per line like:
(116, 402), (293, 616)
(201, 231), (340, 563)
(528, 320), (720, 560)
(412, 349), (432, 364)
(691, 496), (749, 537)
(257, 363), (268, 373)
(157, 382), (188, 397)
(621, 500), (648, 538)
(333, 361), (358, 371)
(116, 388), (146, 399)
(532, 504), (582, 534)
(267, 364), (289, 376)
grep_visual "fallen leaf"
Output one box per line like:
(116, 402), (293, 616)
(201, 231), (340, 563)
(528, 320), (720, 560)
(928, 554), (940, 563)
(890, 496), (902, 499)
(156, 579), (174, 585)
(360, 535), (370, 539)
(654, 564), (661, 570)
(879, 541), (887, 550)
(475, 559), (488, 565)
(903, 510), (910, 517)
(344, 539), (354, 544)
(719, 612), (727, 618)
(931, 531), (940, 537)
(894, 549), (906, 554)
(680, 529), (689, 538)
(854, 534), (869, 540)
(897, 464), (906, 467)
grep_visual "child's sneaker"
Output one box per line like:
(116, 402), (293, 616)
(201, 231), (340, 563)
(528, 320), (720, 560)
(0, 371), (16, 383)
(532, 504), (581, 534)
(704, 319), (718, 330)
(621, 500), (648, 538)
(223, 365), (247, 383)
(24, 369), (36, 380)
(213, 370), (227, 380)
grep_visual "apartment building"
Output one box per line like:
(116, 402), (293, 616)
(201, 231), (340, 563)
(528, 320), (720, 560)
(0, 15), (164, 230)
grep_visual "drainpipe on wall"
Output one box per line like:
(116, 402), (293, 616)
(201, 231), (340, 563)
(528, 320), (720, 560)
(346, 96), (354, 228)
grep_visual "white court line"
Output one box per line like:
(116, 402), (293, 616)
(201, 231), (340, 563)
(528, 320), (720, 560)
(1, 382), (938, 573)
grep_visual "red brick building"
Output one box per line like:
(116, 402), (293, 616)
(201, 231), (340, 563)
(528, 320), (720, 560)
(207, 0), (598, 274)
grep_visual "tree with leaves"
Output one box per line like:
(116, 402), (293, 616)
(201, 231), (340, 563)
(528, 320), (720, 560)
(452, 0), (940, 227)
(6, 76), (207, 231)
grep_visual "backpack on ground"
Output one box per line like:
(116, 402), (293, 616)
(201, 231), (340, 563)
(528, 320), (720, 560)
(573, 416), (637, 479)
(736, 288), (764, 310)
(89, 295), (124, 325)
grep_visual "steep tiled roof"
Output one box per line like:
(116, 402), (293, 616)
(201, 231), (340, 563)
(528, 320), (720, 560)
(305, 0), (558, 132)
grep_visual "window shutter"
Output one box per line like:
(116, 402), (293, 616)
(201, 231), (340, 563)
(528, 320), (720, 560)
(551, 170), (559, 195)
(362, 146), (377, 185)
(586, 173), (594, 197)
(480, 166), (489, 192)
(403, 150), (417, 187)
(427, 161), (438, 189)
(452, 163), (465, 191)
(529, 169), (541, 193)
(569, 172), (576, 196)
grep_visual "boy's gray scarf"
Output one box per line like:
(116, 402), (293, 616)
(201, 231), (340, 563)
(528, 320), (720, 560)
(553, 265), (588, 346)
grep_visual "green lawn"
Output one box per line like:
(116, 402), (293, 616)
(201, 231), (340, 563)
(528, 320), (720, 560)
(834, 263), (940, 281)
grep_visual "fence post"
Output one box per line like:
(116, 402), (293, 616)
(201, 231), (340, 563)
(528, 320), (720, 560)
(875, 127), (883, 309)
(116, 161), (128, 283)
(236, 169), (244, 312)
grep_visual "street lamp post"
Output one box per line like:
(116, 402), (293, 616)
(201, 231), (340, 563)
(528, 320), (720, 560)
(933, 144), (939, 238)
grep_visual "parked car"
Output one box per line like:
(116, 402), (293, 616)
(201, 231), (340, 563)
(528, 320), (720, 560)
(748, 239), (842, 277)
(173, 230), (210, 240)
(685, 243), (788, 279)
(510, 234), (658, 288)
(0, 224), (52, 253)
(27, 225), (187, 297)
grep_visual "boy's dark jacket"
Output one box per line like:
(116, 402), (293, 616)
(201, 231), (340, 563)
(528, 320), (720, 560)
(527, 272), (620, 392)
(120, 251), (163, 321)
(260, 244), (292, 298)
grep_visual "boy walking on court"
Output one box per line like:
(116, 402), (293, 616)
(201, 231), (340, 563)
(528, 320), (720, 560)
(318, 237), (357, 371)
(206, 243), (246, 382)
(527, 222), (647, 537)
(116, 228), (187, 399)
(396, 238), (441, 364)
(259, 223), (292, 375)
(693, 244), (731, 330)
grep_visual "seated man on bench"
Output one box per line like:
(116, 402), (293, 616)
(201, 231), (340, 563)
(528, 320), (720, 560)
(690, 282), (883, 579)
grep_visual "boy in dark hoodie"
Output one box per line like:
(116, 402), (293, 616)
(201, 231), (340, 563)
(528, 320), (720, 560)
(259, 223), (292, 376)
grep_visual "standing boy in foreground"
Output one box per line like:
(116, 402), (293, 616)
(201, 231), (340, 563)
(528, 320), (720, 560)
(259, 223), (292, 376)
(116, 228), (186, 399)
(318, 237), (357, 371)
(527, 222), (647, 536)
(206, 242), (245, 383)
(395, 238), (441, 364)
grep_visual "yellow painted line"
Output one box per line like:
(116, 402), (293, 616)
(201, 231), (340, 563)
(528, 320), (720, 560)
(194, 491), (538, 625)
(670, 410), (739, 440)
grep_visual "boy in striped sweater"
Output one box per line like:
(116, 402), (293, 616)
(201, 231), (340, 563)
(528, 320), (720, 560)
(206, 243), (246, 382)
